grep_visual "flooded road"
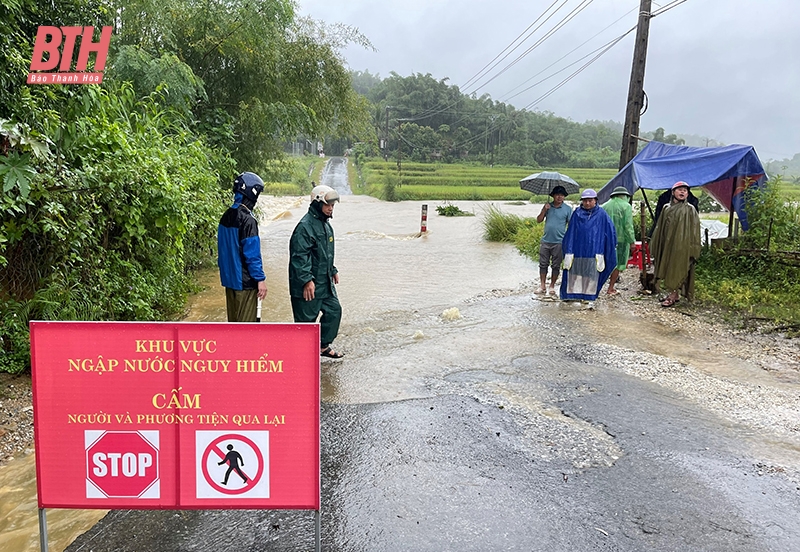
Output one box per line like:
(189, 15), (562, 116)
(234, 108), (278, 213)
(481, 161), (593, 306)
(4, 157), (799, 551)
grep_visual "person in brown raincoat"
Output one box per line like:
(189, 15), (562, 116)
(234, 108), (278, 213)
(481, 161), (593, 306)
(650, 181), (701, 307)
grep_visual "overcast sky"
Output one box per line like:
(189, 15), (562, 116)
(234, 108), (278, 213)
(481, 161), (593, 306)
(298, 0), (800, 161)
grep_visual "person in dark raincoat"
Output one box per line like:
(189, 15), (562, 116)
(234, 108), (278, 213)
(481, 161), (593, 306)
(650, 181), (701, 307)
(559, 189), (617, 306)
(289, 185), (344, 358)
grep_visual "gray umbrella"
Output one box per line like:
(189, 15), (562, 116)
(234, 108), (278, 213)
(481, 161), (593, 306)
(519, 171), (580, 196)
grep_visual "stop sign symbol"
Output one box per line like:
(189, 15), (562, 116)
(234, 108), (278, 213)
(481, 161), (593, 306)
(86, 431), (160, 498)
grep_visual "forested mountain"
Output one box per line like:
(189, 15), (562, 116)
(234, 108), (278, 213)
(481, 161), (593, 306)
(347, 72), (622, 168)
(331, 71), (725, 169)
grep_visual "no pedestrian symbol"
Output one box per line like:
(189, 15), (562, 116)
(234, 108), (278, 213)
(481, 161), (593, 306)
(195, 431), (270, 499)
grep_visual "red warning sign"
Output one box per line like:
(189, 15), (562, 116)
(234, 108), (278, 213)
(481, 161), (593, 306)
(31, 322), (319, 510)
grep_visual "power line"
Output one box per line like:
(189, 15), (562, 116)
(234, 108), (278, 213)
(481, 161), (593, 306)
(389, 0), (593, 125)
(504, 26), (635, 104)
(465, 0), (597, 95)
(460, 0), (568, 91)
(500, 4), (638, 102)
(448, 26), (636, 152)
(651, 0), (687, 17)
(522, 27), (635, 111)
(381, 0), (686, 150)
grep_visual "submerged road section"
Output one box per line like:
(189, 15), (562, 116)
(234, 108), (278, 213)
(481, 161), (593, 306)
(67, 193), (800, 551)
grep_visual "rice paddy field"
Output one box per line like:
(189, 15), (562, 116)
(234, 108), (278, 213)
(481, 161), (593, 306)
(355, 160), (617, 201)
(352, 159), (800, 206)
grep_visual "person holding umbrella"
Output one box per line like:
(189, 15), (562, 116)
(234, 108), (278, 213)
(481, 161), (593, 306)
(601, 186), (636, 295)
(535, 185), (572, 296)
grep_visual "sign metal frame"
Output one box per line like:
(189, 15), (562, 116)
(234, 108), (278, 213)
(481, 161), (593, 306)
(30, 321), (321, 552)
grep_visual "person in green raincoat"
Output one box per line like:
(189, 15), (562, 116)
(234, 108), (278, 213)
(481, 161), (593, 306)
(289, 185), (344, 358)
(601, 186), (636, 295)
(650, 181), (701, 307)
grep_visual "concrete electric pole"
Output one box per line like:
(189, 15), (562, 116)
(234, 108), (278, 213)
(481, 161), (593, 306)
(618, 0), (652, 170)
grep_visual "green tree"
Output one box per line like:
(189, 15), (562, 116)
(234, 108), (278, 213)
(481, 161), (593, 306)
(111, 0), (372, 177)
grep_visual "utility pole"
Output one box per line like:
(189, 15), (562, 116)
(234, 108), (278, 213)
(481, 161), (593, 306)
(618, 0), (652, 170)
(384, 106), (391, 161)
(396, 120), (402, 174)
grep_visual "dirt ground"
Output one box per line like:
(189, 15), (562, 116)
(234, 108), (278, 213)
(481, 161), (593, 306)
(0, 371), (34, 465)
(2, 278), (799, 467)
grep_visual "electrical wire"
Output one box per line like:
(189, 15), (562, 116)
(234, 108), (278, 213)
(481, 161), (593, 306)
(460, 0), (569, 91)
(448, 25), (636, 152)
(500, 4), (638, 101)
(521, 27), (634, 111)
(465, 0), (597, 95)
(504, 26), (633, 104)
(386, 0), (686, 149)
(389, 0), (589, 124)
(651, 0), (687, 18)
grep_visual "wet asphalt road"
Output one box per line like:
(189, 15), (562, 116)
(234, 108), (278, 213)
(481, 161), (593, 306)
(65, 161), (800, 550)
(66, 291), (800, 552)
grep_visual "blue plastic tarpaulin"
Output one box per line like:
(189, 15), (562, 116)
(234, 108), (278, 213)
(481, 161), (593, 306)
(597, 142), (768, 230)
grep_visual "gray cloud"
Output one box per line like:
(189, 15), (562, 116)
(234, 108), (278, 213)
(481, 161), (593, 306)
(300, 0), (800, 160)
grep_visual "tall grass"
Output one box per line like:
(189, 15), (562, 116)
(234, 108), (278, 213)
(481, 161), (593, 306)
(482, 205), (529, 242)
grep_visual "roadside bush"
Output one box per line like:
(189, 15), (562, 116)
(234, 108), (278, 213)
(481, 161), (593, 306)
(0, 84), (229, 373)
(382, 172), (400, 202)
(695, 250), (800, 332)
(482, 205), (528, 242)
(513, 219), (545, 260)
(740, 176), (800, 251)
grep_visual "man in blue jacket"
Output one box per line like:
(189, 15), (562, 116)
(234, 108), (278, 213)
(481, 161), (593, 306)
(289, 185), (344, 358)
(217, 172), (267, 322)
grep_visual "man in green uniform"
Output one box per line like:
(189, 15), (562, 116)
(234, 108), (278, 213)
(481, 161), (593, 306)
(650, 181), (701, 307)
(601, 186), (636, 295)
(289, 185), (344, 358)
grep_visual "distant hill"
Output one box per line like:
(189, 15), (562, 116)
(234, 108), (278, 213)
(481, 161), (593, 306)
(764, 154), (800, 179)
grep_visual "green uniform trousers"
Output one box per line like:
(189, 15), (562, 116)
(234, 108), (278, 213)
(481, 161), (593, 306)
(225, 288), (259, 322)
(291, 295), (341, 348)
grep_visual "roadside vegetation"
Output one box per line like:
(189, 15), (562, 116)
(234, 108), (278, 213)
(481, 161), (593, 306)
(0, 0), (373, 374)
(435, 203), (475, 217)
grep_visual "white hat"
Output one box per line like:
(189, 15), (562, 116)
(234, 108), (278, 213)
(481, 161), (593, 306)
(310, 185), (340, 204)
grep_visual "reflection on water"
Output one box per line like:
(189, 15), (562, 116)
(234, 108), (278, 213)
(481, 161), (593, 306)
(0, 453), (106, 552)
(185, 194), (540, 324)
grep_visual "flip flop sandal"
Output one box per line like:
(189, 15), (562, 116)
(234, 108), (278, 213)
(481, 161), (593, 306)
(321, 347), (344, 359)
(660, 297), (679, 307)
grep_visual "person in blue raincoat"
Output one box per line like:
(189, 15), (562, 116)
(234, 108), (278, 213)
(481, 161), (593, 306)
(559, 189), (617, 304)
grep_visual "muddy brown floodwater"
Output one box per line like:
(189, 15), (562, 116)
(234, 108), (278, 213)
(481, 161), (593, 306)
(2, 157), (800, 550)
